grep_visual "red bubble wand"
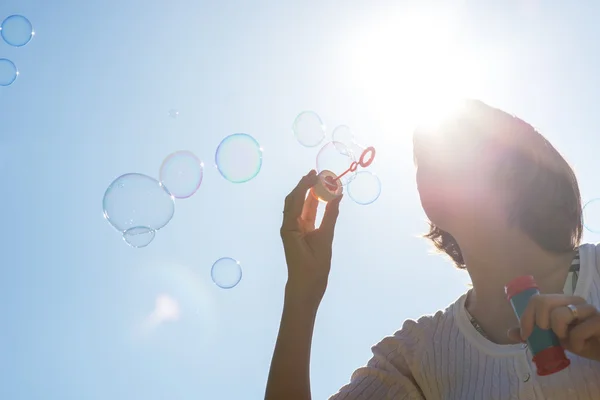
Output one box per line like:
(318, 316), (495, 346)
(315, 146), (377, 199)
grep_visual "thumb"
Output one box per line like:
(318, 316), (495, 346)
(320, 195), (343, 236)
(507, 327), (525, 344)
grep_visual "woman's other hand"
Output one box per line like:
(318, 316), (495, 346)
(507, 294), (600, 362)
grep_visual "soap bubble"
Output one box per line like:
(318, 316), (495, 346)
(215, 133), (263, 183)
(103, 173), (175, 232)
(583, 199), (600, 233)
(0, 59), (18, 86)
(293, 111), (326, 147)
(211, 257), (242, 289)
(347, 171), (382, 205)
(0, 15), (34, 47)
(316, 141), (356, 186)
(123, 226), (156, 248)
(332, 125), (354, 143)
(332, 125), (355, 155)
(332, 125), (370, 160)
(159, 150), (204, 199)
(168, 109), (179, 118)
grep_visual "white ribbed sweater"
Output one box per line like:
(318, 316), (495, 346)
(329, 243), (600, 400)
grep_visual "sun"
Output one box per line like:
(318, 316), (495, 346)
(344, 6), (486, 134)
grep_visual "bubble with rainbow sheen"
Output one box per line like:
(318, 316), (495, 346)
(123, 226), (156, 248)
(0, 15), (34, 47)
(347, 171), (382, 205)
(159, 150), (204, 199)
(103, 173), (175, 233)
(293, 111), (326, 147)
(211, 257), (242, 289)
(215, 133), (263, 183)
(583, 199), (600, 233)
(0, 59), (18, 87)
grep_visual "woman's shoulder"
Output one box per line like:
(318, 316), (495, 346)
(397, 308), (452, 336)
(580, 242), (600, 255)
(579, 243), (600, 303)
(579, 243), (600, 276)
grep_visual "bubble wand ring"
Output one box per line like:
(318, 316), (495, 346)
(336, 146), (376, 181)
(312, 146), (376, 202)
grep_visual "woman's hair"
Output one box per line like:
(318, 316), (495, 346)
(414, 100), (583, 269)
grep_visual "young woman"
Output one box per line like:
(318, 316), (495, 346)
(265, 100), (600, 399)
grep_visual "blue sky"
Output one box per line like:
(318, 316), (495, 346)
(3, 1), (600, 399)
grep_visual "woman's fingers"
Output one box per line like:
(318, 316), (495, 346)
(320, 194), (343, 241)
(520, 294), (587, 339)
(508, 303), (598, 344)
(301, 190), (319, 230)
(551, 303), (598, 339)
(568, 314), (600, 353)
(281, 170), (317, 234)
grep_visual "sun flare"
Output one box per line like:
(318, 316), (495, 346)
(346, 7), (486, 134)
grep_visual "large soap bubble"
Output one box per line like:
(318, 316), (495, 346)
(0, 15), (34, 47)
(215, 133), (263, 183)
(159, 150), (204, 199)
(293, 111), (326, 147)
(347, 171), (382, 205)
(103, 173), (175, 233)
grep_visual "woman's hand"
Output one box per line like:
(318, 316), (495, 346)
(507, 294), (600, 362)
(280, 170), (343, 308)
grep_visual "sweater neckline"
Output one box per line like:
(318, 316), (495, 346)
(454, 243), (595, 357)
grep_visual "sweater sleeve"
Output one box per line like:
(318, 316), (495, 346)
(328, 319), (426, 400)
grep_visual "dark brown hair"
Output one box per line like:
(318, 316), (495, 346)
(414, 100), (583, 269)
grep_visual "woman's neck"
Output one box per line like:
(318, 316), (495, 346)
(459, 226), (575, 344)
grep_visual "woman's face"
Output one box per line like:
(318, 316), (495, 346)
(414, 127), (500, 232)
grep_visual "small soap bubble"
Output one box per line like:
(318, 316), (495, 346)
(0, 59), (18, 87)
(0, 15), (34, 47)
(333, 126), (370, 161)
(168, 109), (180, 118)
(123, 226), (156, 248)
(159, 150), (204, 199)
(293, 111), (326, 147)
(583, 199), (600, 233)
(347, 171), (382, 205)
(211, 257), (242, 289)
(332, 125), (355, 155)
(215, 133), (263, 183)
(103, 173), (175, 233)
(316, 141), (356, 186)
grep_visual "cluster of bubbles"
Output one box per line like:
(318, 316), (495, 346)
(292, 111), (382, 205)
(101, 109), (382, 290)
(102, 127), (262, 289)
(0, 15), (35, 87)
